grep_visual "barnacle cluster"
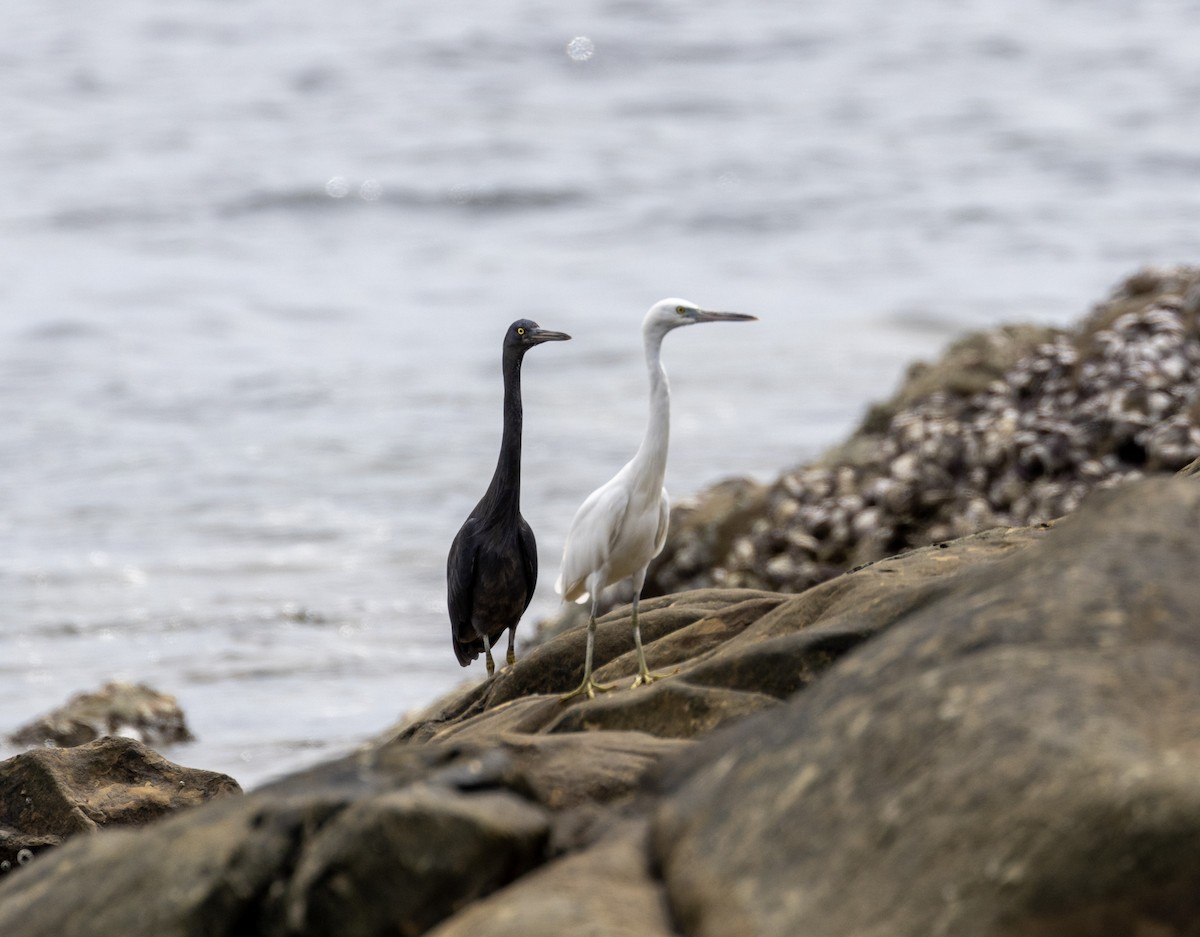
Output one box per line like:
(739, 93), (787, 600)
(652, 265), (1200, 596)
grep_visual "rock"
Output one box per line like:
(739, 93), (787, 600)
(425, 821), (674, 937)
(653, 476), (1200, 937)
(282, 785), (550, 937)
(0, 736), (240, 871)
(7, 682), (194, 748)
(641, 264), (1200, 600)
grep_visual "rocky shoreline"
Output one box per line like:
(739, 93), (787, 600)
(3, 267), (1200, 935)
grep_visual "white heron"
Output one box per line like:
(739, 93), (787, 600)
(555, 298), (757, 700)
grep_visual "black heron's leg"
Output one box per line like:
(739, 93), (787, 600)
(505, 625), (516, 667)
(482, 633), (495, 677)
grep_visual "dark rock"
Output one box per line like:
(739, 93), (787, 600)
(546, 680), (780, 739)
(653, 476), (1200, 937)
(425, 821), (675, 937)
(281, 785), (550, 937)
(0, 731), (673, 937)
(401, 590), (784, 742)
(0, 736), (240, 872)
(7, 681), (194, 748)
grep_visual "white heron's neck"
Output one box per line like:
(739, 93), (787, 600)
(630, 326), (670, 492)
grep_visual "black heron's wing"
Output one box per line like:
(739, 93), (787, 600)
(516, 514), (538, 616)
(446, 515), (483, 666)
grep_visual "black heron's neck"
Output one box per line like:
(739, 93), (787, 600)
(483, 345), (526, 520)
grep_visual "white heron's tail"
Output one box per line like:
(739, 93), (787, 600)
(554, 571), (590, 604)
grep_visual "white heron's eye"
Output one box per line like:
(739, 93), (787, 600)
(517, 327), (525, 335)
(675, 306), (686, 315)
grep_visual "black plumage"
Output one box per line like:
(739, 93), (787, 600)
(447, 319), (570, 675)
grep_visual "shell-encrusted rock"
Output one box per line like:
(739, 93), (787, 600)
(645, 265), (1200, 599)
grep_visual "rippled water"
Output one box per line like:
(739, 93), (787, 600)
(2, 0), (1199, 786)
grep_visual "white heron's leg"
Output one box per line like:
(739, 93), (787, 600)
(505, 626), (517, 667)
(482, 633), (495, 677)
(560, 593), (614, 701)
(630, 569), (668, 689)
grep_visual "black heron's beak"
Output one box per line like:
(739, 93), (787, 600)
(693, 310), (758, 323)
(528, 327), (572, 343)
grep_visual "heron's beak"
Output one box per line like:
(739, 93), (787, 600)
(694, 310), (757, 323)
(529, 327), (572, 343)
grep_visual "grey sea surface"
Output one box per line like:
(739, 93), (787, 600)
(2, 0), (1198, 786)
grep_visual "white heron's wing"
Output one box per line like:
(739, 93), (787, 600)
(555, 479), (630, 603)
(652, 487), (670, 558)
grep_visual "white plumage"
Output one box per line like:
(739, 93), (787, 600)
(556, 297), (756, 699)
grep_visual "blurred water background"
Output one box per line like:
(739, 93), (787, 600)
(2, 0), (1199, 787)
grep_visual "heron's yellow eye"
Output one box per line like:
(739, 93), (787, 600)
(517, 327), (525, 335)
(675, 306), (686, 315)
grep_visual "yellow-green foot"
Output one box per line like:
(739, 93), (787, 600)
(630, 666), (678, 689)
(560, 675), (615, 702)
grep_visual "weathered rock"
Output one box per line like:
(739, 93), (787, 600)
(0, 736), (240, 871)
(7, 681), (194, 748)
(425, 821), (675, 937)
(282, 785), (550, 937)
(399, 590), (788, 743)
(0, 729), (678, 937)
(653, 476), (1200, 937)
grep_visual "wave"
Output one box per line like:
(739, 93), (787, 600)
(216, 182), (588, 217)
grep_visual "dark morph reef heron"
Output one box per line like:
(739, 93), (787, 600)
(556, 298), (756, 700)
(447, 319), (570, 676)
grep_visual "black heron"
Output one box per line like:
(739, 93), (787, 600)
(447, 318), (571, 676)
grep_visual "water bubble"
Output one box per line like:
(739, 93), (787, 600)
(566, 36), (595, 62)
(716, 171), (743, 190)
(325, 176), (351, 198)
(359, 179), (383, 201)
(16, 849), (33, 866)
(0, 861), (9, 872)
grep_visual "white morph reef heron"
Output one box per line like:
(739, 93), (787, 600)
(447, 319), (571, 676)
(555, 298), (756, 700)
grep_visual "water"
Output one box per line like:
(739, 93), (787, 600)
(2, 0), (1198, 788)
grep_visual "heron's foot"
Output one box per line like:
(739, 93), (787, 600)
(485, 653), (496, 678)
(506, 647), (516, 667)
(559, 675), (615, 702)
(630, 666), (676, 690)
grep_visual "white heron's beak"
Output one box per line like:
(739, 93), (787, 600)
(694, 310), (757, 323)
